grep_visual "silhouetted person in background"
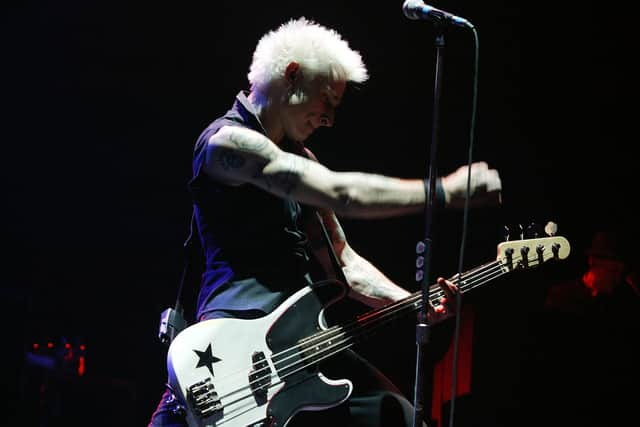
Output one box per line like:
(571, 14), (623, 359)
(524, 230), (640, 427)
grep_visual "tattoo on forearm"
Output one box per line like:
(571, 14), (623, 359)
(338, 193), (353, 208)
(332, 226), (346, 246)
(347, 260), (387, 299)
(321, 211), (346, 245)
(372, 189), (386, 203)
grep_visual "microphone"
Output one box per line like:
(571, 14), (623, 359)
(402, 0), (474, 29)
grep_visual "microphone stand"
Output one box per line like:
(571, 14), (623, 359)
(412, 24), (447, 427)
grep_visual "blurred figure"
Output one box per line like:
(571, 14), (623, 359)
(544, 230), (639, 311)
(524, 230), (639, 427)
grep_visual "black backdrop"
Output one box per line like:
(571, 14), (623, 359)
(1, 1), (634, 426)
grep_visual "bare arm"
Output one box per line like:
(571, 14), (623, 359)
(313, 208), (411, 308)
(203, 126), (426, 219)
(313, 209), (460, 319)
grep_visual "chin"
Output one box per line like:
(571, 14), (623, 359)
(291, 130), (311, 143)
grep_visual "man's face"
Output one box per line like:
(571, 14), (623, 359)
(281, 77), (346, 142)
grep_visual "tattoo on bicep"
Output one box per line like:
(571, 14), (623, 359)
(250, 152), (310, 195)
(273, 154), (309, 195)
(216, 147), (247, 170)
(228, 129), (277, 158)
(290, 155), (311, 194)
(252, 162), (273, 190)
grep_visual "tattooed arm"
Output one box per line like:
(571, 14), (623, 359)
(203, 125), (427, 219)
(312, 207), (459, 315)
(205, 125), (502, 218)
(312, 208), (411, 308)
(298, 147), (410, 308)
(299, 148), (460, 311)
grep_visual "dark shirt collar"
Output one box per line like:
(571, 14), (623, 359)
(234, 91), (268, 135)
(233, 90), (305, 156)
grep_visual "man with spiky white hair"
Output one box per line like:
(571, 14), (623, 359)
(149, 17), (502, 427)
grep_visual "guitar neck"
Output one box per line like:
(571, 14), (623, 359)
(351, 259), (504, 337)
(298, 235), (570, 363)
(295, 259), (506, 368)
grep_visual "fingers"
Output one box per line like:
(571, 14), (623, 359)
(471, 163), (500, 190)
(441, 161), (502, 209)
(426, 277), (459, 320)
(469, 163), (502, 207)
(437, 277), (458, 306)
(472, 161), (488, 171)
(486, 169), (502, 192)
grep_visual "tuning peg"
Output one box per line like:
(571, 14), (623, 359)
(526, 222), (540, 238)
(544, 221), (558, 237)
(504, 247), (515, 271)
(552, 242), (561, 258)
(536, 243), (545, 265)
(521, 245), (530, 268)
(503, 225), (511, 242)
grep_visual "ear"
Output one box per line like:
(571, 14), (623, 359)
(284, 62), (301, 85)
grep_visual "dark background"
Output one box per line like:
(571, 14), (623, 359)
(1, 1), (635, 426)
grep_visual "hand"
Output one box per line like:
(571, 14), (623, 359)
(440, 161), (502, 209)
(426, 277), (460, 323)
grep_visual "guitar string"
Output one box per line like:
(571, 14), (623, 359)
(215, 244), (550, 395)
(215, 247), (561, 414)
(268, 263), (506, 374)
(217, 261), (514, 415)
(211, 259), (502, 393)
(226, 259), (502, 384)
(214, 257), (517, 408)
(209, 262), (495, 400)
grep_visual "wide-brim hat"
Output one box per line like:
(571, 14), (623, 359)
(585, 231), (626, 261)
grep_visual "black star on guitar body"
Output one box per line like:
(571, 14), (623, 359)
(193, 343), (221, 376)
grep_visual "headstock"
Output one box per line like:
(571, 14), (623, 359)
(497, 236), (570, 272)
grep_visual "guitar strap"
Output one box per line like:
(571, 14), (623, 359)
(314, 210), (349, 285)
(157, 210), (195, 345)
(159, 208), (344, 344)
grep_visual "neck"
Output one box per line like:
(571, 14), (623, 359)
(248, 89), (285, 144)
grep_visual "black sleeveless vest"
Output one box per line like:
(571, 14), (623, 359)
(188, 92), (316, 319)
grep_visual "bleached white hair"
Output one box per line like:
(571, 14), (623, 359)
(248, 17), (369, 93)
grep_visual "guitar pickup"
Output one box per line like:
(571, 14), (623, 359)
(187, 377), (222, 418)
(248, 351), (271, 404)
